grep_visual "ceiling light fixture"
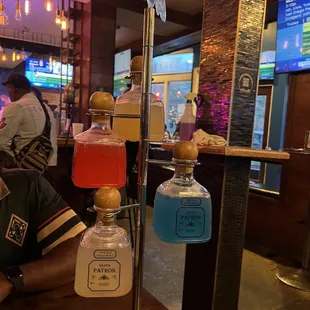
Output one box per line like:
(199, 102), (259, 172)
(39, 58), (43, 66)
(20, 47), (27, 60)
(15, 0), (22, 21)
(12, 48), (16, 62)
(24, 0), (30, 15)
(44, 0), (53, 12)
(2, 49), (6, 61)
(55, 7), (61, 25)
(60, 9), (68, 31)
(16, 53), (20, 60)
(0, 1), (8, 26)
(49, 53), (53, 71)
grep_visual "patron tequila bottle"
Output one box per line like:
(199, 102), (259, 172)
(153, 141), (212, 243)
(113, 56), (164, 142)
(72, 92), (126, 188)
(75, 187), (132, 297)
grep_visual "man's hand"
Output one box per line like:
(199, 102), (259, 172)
(0, 273), (13, 303)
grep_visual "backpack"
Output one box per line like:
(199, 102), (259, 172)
(12, 101), (54, 174)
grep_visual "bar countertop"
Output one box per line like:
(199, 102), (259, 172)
(2, 284), (167, 310)
(161, 143), (290, 162)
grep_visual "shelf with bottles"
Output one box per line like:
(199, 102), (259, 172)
(161, 143), (290, 163)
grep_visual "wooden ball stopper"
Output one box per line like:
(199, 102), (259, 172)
(130, 56), (143, 72)
(173, 141), (198, 161)
(89, 91), (115, 111)
(94, 187), (121, 212)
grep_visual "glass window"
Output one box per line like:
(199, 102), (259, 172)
(166, 81), (192, 134)
(152, 53), (194, 75)
(152, 83), (164, 102)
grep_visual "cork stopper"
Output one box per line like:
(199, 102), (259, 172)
(130, 56), (143, 73)
(94, 187), (121, 222)
(173, 141), (198, 173)
(89, 91), (115, 111)
(89, 92), (114, 122)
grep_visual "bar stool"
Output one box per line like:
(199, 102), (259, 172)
(276, 202), (310, 291)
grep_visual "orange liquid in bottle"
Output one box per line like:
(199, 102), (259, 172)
(72, 142), (126, 188)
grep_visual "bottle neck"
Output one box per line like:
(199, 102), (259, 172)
(91, 116), (111, 131)
(131, 74), (142, 91)
(172, 167), (194, 185)
(96, 212), (117, 228)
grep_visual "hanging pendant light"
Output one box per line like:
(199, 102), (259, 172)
(20, 47), (27, 60)
(12, 48), (16, 62)
(0, 1), (8, 26)
(52, 59), (56, 67)
(61, 9), (68, 31)
(16, 52), (20, 61)
(55, 7), (61, 25)
(44, 0), (53, 12)
(2, 49), (6, 61)
(0, 43), (3, 53)
(39, 58), (43, 66)
(15, 0), (22, 21)
(49, 53), (53, 71)
(24, 0), (30, 15)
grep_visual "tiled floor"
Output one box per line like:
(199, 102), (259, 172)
(141, 207), (310, 310)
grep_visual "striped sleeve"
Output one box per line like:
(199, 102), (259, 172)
(36, 175), (86, 255)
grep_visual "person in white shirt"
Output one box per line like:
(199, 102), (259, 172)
(0, 73), (57, 167)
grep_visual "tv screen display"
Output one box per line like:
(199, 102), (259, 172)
(114, 49), (131, 97)
(276, 0), (310, 73)
(25, 58), (73, 89)
(260, 51), (275, 80)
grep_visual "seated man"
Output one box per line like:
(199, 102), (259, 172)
(0, 168), (86, 303)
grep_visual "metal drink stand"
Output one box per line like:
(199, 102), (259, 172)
(132, 7), (155, 310)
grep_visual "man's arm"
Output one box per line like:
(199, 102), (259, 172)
(0, 173), (86, 302)
(0, 235), (81, 301)
(0, 103), (23, 149)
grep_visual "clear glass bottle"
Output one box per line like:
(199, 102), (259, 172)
(75, 187), (133, 297)
(113, 56), (164, 142)
(180, 99), (196, 141)
(72, 92), (126, 188)
(153, 141), (212, 243)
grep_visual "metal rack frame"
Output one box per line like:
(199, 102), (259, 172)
(132, 6), (156, 310)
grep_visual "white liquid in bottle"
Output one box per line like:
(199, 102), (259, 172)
(74, 187), (133, 298)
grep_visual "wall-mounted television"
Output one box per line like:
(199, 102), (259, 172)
(276, 0), (310, 74)
(25, 58), (73, 89)
(114, 49), (131, 98)
(260, 50), (276, 79)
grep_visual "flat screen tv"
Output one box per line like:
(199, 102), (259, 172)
(25, 57), (73, 89)
(260, 50), (276, 79)
(276, 0), (310, 73)
(114, 49), (131, 98)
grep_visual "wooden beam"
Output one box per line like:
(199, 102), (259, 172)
(99, 0), (198, 29)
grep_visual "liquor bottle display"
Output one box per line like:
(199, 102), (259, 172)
(72, 92), (126, 188)
(180, 92), (196, 141)
(75, 187), (133, 297)
(153, 141), (212, 243)
(113, 56), (164, 142)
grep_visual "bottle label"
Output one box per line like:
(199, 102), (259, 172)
(181, 198), (201, 206)
(94, 250), (116, 259)
(176, 207), (205, 238)
(88, 260), (121, 291)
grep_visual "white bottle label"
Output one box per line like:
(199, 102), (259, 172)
(88, 260), (121, 292)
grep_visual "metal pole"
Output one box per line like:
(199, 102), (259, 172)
(132, 7), (155, 310)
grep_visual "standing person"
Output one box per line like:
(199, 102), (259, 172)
(31, 87), (58, 167)
(0, 73), (57, 170)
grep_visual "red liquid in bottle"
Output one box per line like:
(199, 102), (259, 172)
(72, 142), (126, 188)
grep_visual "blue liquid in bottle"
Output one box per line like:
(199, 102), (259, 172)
(153, 192), (212, 243)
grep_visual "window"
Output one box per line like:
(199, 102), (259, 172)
(166, 81), (192, 134)
(152, 53), (194, 75)
(250, 86), (272, 183)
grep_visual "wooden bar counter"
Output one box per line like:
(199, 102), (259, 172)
(2, 284), (167, 310)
